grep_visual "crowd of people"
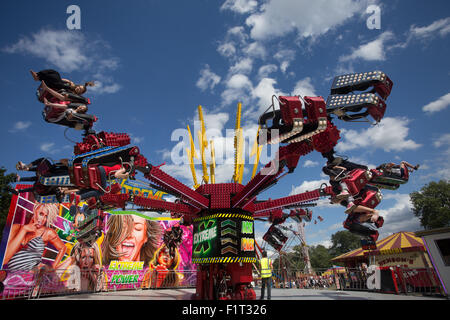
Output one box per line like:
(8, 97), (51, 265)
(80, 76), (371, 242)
(273, 274), (336, 289)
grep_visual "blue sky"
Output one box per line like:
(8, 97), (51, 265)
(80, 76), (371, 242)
(1, 0), (449, 254)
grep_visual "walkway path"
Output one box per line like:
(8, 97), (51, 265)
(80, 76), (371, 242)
(40, 288), (444, 300)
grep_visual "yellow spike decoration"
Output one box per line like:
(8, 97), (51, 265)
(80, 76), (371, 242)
(250, 126), (263, 179)
(233, 102), (244, 183)
(187, 125), (198, 159)
(186, 125), (200, 188)
(210, 139), (216, 184)
(186, 148), (200, 189)
(197, 106), (209, 184)
(238, 162), (244, 183)
(188, 100), (253, 186)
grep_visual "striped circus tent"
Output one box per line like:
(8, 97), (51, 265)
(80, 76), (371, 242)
(332, 231), (426, 264)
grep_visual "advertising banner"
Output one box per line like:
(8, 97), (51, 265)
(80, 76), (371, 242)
(192, 212), (256, 264)
(0, 186), (194, 297)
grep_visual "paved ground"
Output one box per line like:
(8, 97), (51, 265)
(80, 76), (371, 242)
(40, 287), (445, 300)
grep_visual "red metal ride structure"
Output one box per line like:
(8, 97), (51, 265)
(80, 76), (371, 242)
(27, 70), (400, 300)
(98, 71), (393, 299)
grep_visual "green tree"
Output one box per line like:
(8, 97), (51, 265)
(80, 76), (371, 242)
(410, 180), (450, 229)
(329, 230), (361, 257)
(309, 245), (333, 270)
(0, 167), (17, 239)
(290, 245), (306, 270)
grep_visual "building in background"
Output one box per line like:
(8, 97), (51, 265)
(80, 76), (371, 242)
(415, 227), (450, 297)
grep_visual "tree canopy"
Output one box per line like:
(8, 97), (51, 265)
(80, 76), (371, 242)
(329, 230), (361, 257)
(308, 244), (333, 269)
(410, 180), (450, 230)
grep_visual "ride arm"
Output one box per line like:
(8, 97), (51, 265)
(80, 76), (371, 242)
(137, 163), (209, 210)
(253, 186), (333, 217)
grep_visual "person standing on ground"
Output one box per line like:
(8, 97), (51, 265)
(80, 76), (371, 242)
(259, 250), (273, 300)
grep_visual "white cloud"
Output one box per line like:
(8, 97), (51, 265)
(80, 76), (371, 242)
(4, 29), (89, 72)
(291, 77), (317, 97)
(190, 109), (230, 134)
(9, 121), (31, 133)
(221, 73), (253, 106)
(196, 64), (221, 91)
(420, 160), (450, 181)
(227, 26), (249, 43)
(257, 64), (278, 78)
(89, 81), (121, 94)
(217, 42), (237, 58)
(433, 133), (450, 148)
(377, 193), (422, 238)
(221, 0), (258, 14)
(336, 117), (422, 153)
(249, 77), (287, 116)
(205, 113), (230, 134)
(226, 73), (253, 89)
(274, 49), (295, 73)
(333, 63), (356, 78)
(229, 57), (253, 75)
(215, 163), (241, 183)
(40, 142), (56, 153)
(217, 27), (249, 59)
(419, 134), (450, 181)
(245, 0), (366, 41)
(409, 17), (450, 39)
(290, 179), (329, 195)
(339, 31), (394, 62)
(422, 93), (450, 114)
(387, 17), (450, 50)
(156, 148), (172, 161)
(243, 41), (267, 59)
(160, 163), (198, 186)
(310, 239), (332, 249)
(129, 133), (144, 144)
(239, 76), (317, 120)
(4, 28), (121, 94)
(303, 160), (319, 168)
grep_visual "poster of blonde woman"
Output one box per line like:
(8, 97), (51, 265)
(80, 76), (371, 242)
(0, 187), (195, 297)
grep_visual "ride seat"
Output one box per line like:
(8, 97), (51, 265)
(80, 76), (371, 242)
(343, 218), (379, 240)
(268, 225), (288, 244)
(263, 233), (283, 251)
(72, 164), (90, 188)
(342, 169), (372, 195)
(359, 188), (382, 208)
(87, 164), (103, 190)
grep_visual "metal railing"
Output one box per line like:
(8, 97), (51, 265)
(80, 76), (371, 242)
(334, 269), (368, 291)
(270, 266), (445, 296)
(394, 267), (443, 296)
(0, 266), (445, 299)
(0, 270), (39, 300)
(0, 268), (197, 300)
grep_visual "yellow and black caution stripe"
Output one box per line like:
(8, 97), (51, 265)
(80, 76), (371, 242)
(193, 213), (253, 222)
(192, 256), (257, 264)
